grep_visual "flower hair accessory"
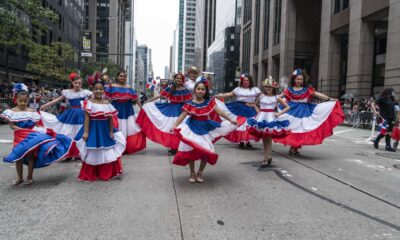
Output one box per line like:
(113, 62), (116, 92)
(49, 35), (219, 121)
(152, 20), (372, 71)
(69, 72), (80, 81)
(240, 73), (249, 82)
(292, 69), (303, 78)
(12, 83), (28, 93)
(263, 76), (279, 88)
(196, 76), (209, 87)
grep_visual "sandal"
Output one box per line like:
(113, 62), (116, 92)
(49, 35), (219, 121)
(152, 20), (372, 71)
(12, 179), (24, 186)
(189, 174), (196, 183)
(260, 158), (272, 168)
(25, 179), (33, 185)
(196, 172), (204, 183)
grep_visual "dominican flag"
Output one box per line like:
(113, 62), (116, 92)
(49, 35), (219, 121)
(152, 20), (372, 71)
(146, 77), (157, 91)
(378, 119), (387, 135)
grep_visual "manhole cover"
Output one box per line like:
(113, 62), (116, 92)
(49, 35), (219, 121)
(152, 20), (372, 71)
(394, 164), (400, 170)
(375, 153), (400, 160)
(355, 152), (368, 157)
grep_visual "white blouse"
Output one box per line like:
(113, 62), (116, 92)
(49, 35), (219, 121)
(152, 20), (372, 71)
(233, 87), (261, 103)
(62, 89), (93, 99)
(259, 95), (278, 110)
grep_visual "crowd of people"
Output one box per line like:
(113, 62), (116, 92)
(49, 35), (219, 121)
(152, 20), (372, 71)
(1, 67), (347, 185)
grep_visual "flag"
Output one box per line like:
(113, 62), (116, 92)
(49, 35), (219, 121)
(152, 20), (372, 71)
(146, 77), (157, 91)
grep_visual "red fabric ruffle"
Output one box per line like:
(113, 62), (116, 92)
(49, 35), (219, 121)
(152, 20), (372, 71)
(125, 132), (146, 154)
(105, 91), (138, 101)
(392, 128), (400, 141)
(274, 101), (344, 147)
(224, 129), (260, 143)
(160, 90), (192, 103)
(172, 129), (218, 166)
(78, 158), (123, 181)
(247, 127), (291, 139)
(66, 141), (80, 158)
(82, 100), (118, 117)
(136, 109), (180, 149)
(183, 98), (216, 116)
(284, 87), (315, 102)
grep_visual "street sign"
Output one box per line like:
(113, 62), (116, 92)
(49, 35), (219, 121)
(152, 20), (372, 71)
(81, 31), (92, 57)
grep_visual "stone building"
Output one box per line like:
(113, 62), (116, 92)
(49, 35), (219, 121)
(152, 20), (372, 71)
(240, 0), (400, 99)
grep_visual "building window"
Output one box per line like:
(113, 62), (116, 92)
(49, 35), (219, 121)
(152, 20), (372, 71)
(334, 0), (349, 14)
(273, 0), (282, 45)
(254, 0), (261, 55)
(243, 0), (252, 24)
(230, 45), (235, 52)
(263, 0), (270, 50)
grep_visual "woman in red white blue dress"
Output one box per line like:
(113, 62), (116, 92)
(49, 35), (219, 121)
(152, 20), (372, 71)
(105, 70), (145, 154)
(275, 69), (344, 156)
(40, 72), (93, 158)
(171, 80), (238, 183)
(216, 74), (261, 148)
(75, 81), (126, 181)
(1, 84), (72, 185)
(137, 73), (192, 155)
(247, 77), (291, 167)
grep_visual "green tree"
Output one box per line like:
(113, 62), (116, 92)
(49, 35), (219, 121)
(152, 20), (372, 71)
(27, 42), (75, 82)
(0, 0), (59, 80)
(0, 0), (58, 48)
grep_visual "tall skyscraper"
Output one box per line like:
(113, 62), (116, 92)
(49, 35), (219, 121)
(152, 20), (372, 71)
(174, 0), (197, 73)
(85, 0), (128, 66)
(125, 0), (136, 87)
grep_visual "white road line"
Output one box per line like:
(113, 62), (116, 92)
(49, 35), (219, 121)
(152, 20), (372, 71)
(333, 129), (355, 135)
(0, 139), (12, 143)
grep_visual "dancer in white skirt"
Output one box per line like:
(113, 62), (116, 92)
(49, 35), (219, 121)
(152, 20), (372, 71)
(40, 72), (93, 158)
(247, 77), (291, 167)
(216, 73), (261, 148)
(275, 69), (344, 156)
(75, 80), (126, 181)
(171, 80), (239, 183)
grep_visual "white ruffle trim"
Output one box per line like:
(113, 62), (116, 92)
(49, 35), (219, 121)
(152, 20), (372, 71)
(62, 89), (93, 99)
(76, 131), (126, 165)
(0, 110), (41, 122)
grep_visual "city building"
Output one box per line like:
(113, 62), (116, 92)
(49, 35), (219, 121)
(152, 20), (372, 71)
(173, 0), (197, 73)
(182, 0), (197, 72)
(85, 0), (129, 67)
(194, 0), (217, 72)
(124, 0), (136, 87)
(135, 41), (145, 91)
(137, 45), (152, 92)
(206, 0), (238, 93)
(240, 0), (400, 99)
(0, 0), (85, 83)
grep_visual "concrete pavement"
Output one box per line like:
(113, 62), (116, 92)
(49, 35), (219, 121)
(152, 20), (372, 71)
(0, 124), (399, 240)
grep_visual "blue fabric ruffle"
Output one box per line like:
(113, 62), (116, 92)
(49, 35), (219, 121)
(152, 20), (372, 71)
(185, 118), (221, 135)
(226, 101), (257, 118)
(155, 102), (184, 117)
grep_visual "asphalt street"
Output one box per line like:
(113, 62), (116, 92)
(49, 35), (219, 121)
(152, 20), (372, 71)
(0, 124), (399, 240)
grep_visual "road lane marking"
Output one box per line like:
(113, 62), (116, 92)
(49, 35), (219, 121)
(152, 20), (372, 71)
(0, 139), (12, 143)
(333, 129), (355, 135)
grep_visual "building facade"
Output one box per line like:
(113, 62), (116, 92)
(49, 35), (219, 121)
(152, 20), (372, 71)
(182, 0), (197, 72)
(124, 0), (136, 87)
(240, 0), (400, 99)
(85, 0), (128, 67)
(0, 0), (85, 83)
(206, 0), (238, 93)
(135, 41), (145, 91)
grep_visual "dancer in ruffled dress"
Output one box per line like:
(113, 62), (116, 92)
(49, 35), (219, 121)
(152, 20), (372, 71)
(40, 72), (93, 158)
(171, 80), (239, 183)
(216, 73), (261, 148)
(1, 84), (72, 185)
(137, 73), (192, 155)
(105, 70), (145, 154)
(275, 69), (344, 156)
(247, 77), (291, 167)
(75, 80), (126, 181)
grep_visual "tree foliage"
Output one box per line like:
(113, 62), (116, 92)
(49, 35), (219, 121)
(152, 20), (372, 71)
(0, 0), (58, 48)
(27, 42), (75, 81)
